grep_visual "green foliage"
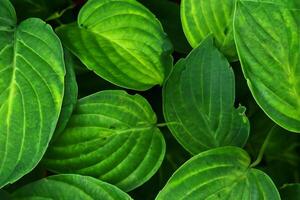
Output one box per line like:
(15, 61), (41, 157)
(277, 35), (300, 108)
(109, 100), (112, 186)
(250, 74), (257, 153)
(156, 147), (280, 200)
(11, 174), (132, 200)
(234, 0), (300, 132)
(56, 0), (173, 91)
(44, 90), (165, 192)
(163, 37), (249, 154)
(0, 0), (299, 199)
(0, 0), (65, 187)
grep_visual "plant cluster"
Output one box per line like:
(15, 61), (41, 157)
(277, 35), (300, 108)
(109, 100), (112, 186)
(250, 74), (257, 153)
(0, 0), (299, 199)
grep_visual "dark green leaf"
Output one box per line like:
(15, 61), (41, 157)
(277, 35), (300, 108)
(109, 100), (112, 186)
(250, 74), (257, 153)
(52, 49), (78, 141)
(0, 0), (65, 187)
(280, 184), (300, 200)
(163, 36), (249, 154)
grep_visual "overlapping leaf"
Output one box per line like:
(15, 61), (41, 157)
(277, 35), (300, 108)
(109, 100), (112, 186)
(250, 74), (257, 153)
(11, 174), (132, 200)
(57, 0), (173, 91)
(156, 147), (280, 200)
(163, 37), (249, 154)
(181, 0), (237, 60)
(53, 49), (78, 141)
(44, 90), (165, 192)
(0, 0), (65, 187)
(280, 184), (300, 200)
(234, 0), (300, 132)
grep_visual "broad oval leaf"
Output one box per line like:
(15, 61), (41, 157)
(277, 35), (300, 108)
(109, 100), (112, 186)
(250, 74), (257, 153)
(0, 0), (65, 187)
(11, 174), (132, 200)
(53, 49), (78, 141)
(181, 0), (237, 60)
(280, 184), (300, 200)
(156, 147), (280, 200)
(44, 90), (166, 192)
(163, 36), (249, 154)
(56, 0), (173, 91)
(234, 0), (300, 132)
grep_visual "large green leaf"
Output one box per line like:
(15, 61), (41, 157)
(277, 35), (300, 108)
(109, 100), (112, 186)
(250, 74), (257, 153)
(280, 184), (300, 200)
(163, 37), (249, 154)
(56, 0), (173, 91)
(44, 90), (165, 192)
(234, 0), (300, 132)
(11, 174), (132, 200)
(52, 49), (78, 141)
(0, 0), (65, 187)
(181, 0), (237, 60)
(156, 147), (280, 200)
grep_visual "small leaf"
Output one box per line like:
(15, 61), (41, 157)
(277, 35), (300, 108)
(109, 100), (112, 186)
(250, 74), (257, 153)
(156, 147), (280, 200)
(0, 0), (65, 187)
(56, 0), (173, 91)
(11, 174), (132, 200)
(44, 90), (166, 192)
(181, 0), (237, 60)
(163, 36), (249, 154)
(280, 184), (300, 200)
(53, 49), (78, 140)
(234, 0), (300, 132)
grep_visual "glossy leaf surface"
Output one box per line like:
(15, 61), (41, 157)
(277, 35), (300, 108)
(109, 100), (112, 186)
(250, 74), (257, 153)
(57, 0), (173, 91)
(44, 90), (165, 192)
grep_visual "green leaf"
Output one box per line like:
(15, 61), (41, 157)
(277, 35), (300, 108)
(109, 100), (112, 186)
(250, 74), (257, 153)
(0, 0), (65, 187)
(44, 90), (166, 192)
(138, 0), (191, 54)
(53, 49), (78, 141)
(234, 0), (300, 132)
(280, 184), (300, 200)
(181, 0), (237, 60)
(163, 36), (249, 154)
(156, 147), (280, 200)
(11, 174), (132, 200)
(56, 0), (173, 91)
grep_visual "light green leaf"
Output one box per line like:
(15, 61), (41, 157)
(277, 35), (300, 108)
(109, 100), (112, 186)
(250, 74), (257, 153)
(11, 174), (132, 200)
(280, 184), (300, 200)
(156, 147), (280, 200)
(44, 90), (166, 192)
(56, 0), (173, 91)
(163, 36), (249, 154)
(234, 0), (300, 132)
(52, 49), (78, 141)
(181, 0), (237, 60)
(0, 0), (65, 187)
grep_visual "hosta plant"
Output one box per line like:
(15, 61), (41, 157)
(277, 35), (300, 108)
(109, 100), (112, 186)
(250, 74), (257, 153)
(0, 0), (299, 199)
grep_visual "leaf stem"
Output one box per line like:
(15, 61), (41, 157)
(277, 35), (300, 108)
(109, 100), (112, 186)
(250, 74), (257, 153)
(250, 125), (275, 168)
(157, 122), (180, 127)
(45, 3), (76, 22)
